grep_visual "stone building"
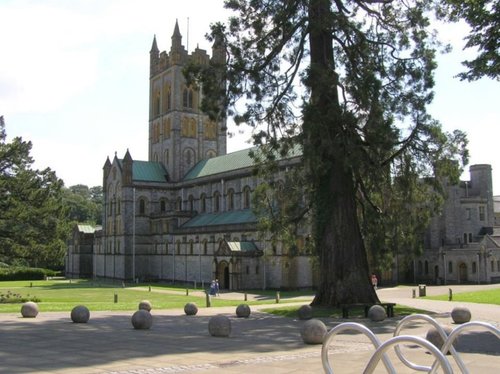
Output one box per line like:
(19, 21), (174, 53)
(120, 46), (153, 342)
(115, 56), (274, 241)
(65, 22), (315, 290)
(66, 22), (500, 288)
(416, 164), (500, 284)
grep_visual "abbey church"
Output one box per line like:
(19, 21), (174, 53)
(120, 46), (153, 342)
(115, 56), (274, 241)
(65, 22), (315, 290)
(66, 23), (500, 288)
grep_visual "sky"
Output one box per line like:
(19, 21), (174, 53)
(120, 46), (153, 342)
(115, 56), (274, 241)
(1, 0), (499, 193)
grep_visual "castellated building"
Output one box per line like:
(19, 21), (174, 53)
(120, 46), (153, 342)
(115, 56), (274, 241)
(66, 23), (500, 288)
(415, 164), (500, 285)
(65, 22), (316, 290)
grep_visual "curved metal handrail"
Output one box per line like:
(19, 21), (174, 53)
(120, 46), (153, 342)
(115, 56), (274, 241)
(321, 316), (500, 373)
(393, 313), (464, 372)
(321, 322), (395, 374)
(432, 321), (500, 374)
(364, 335), (453, 374)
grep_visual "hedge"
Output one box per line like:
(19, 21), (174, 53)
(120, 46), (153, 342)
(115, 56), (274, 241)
(0, 267), (58, 281)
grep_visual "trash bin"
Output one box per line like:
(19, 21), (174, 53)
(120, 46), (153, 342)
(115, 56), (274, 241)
(418, 284), (426, 297)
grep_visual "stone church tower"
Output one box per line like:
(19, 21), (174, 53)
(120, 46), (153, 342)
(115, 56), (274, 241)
(148, 21), (227, 181)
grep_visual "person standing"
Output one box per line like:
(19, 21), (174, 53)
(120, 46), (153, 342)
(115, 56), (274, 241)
(215, 279), (220, 296)
(371, 273), (378, 290)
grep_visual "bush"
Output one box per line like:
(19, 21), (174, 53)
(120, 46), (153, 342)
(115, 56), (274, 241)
(0, 290), (40, 304)
(0, 266), (57, 281)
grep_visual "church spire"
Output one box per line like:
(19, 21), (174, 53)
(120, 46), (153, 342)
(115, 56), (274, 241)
(150, 34), (159, 54)
(171, 19), (182, 52)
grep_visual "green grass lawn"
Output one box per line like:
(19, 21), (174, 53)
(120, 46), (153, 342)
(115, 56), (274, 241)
(0, 279), (310, 313)
(425, 287), (500, 305)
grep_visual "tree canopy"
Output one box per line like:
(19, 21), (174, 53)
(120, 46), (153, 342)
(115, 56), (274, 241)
(0, 116), (68, 268)
(189, 0), (469, 306)
(439, 0), (499, 81)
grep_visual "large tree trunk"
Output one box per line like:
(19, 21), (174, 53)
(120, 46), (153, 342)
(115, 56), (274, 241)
(311, 160), (380, 306)
(307, 0), (379, 306)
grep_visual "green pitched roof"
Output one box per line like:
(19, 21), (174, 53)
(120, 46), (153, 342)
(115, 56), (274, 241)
(227, 241), (258, 252)
(132, 161), (168, 182)
(181, 209), (257, 228)
(183, 148), (256, 181)
(183, 145), (302, 181)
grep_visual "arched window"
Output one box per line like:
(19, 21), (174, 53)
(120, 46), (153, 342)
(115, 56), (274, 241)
(176, 240), (181, 255)
(227, 189), (234, 211)
(163, 118), (171, 139)
(189, 240), (194, 255)
(203, 240), (208, 255)
(160, 199), (166, 213)
(243, 186), (251, 209)
(176, 196), (182, 211)
(213, 191), (220, 213)
(200, 193), (206, 213)
(154, 91), (160, 116)
(183, 87), (194, 108)
(139, 198), (146, 215)
(188, 195), (194, 212)
(163, 84), (171, 111)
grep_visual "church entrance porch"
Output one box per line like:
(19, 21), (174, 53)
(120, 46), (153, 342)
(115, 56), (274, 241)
(216, 261), (230, 290)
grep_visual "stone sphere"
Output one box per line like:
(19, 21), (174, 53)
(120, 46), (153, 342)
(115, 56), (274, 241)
(21, 301), (39, 318)
(71, 305), (90, 323)
(208, 315), (231, 337)
(451, 306), (471, 324)
(138, 300), (152, 312)
(131, 309), (153, 330)
(426, 325), (455, 354)
(184, 302), (198, 316)
(297, 304), (313, 320)
(236, 304), (251, 318)
(300, 319), (327, 344)
(368, 305), (386, 322)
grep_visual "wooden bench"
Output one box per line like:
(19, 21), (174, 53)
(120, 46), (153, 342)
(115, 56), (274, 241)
(340, 303), (396, 318)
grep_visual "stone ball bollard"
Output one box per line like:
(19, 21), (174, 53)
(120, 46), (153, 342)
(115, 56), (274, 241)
(451, 306), (471, 324)
(184, 302), (198, 316)
(21, 301), (39, 318)
(426, 325), (455, 354)
(300, 319), (327, 344)
(71, 305), (90, 323)
(138, 300), (152, 312)
(131, 309), (153, 330)
(368, 305), (386, 322)
(236, 304), (251, 318)
(208, 315), (231, 337)
(297, 304), (313, 320)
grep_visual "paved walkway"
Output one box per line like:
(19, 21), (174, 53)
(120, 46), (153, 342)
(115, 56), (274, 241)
(0, 285), (499, 373)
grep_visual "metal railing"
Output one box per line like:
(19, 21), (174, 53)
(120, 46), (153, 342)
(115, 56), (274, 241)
(321, 314), (500, 373)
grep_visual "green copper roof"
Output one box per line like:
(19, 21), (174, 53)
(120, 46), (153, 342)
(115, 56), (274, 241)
(183, 145), (302, 181)
(181, 209), (257, 228)
(227, 241), (258, 252)
(183, 148), (256, 181)
(132, 161), (168, 182)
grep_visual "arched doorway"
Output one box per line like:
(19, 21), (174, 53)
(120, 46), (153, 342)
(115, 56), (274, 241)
(459, 263), (468, 283)
(217, 261), (230, 290)
(434, 265), (440, 284)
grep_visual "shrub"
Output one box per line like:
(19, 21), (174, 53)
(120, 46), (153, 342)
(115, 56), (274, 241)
(0, 290), (41, 304)
(0, 266), (57, 281)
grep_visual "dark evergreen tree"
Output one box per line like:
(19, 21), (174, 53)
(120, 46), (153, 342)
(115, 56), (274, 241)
(0, 116), (68, 268)
(187, 1), (468, 306)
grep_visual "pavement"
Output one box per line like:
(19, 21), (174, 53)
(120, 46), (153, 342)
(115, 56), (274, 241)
(0, 284), (499, 373)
